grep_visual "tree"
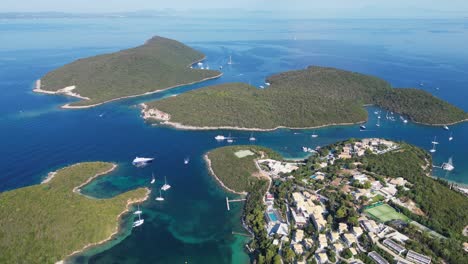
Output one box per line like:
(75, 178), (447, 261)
(257, 254), (266, 264)
(273, 254), (282, 264)
(283, 248), (296, 263)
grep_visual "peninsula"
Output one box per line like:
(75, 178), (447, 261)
(0, 162), (150, 263)
(207, 140), (468, 264)
(143, 66), (467, 130)
(35, 36), (221, 108)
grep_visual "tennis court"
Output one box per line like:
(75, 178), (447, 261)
(365, 203), (409, 223)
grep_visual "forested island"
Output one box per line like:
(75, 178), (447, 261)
(0, 162), (150, 263)
(35, 36), (221, 108)
(144, 66), (467, 130)
(206, 140), (468, 264)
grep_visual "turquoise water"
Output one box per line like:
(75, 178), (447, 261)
(1, 17), (468, 263)
(268, 212), (278, 222)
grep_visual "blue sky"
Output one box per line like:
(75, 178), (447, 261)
(1, 0), (468, 18)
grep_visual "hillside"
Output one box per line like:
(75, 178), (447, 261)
(206, 145), (281, 193)
(36, 36), (221, 108)
(0, 162), (149, 263)
(144, 66), (467, 129)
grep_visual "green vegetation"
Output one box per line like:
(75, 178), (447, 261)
(148, 66), (467, 128)
(359, 143), (468, 239)
(207, 145), (281, 193)
(40, 36), (220, 107)
(364, 203), (409, 222)
(0, 162), (148, 263)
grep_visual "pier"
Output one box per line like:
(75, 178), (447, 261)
(226, 197), (247, 211)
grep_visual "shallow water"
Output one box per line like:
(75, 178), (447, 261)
(1, 17), (467, 263)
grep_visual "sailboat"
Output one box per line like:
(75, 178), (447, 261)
(227, 55), (233, 65)
(134, 205), (142, 215)
(215, 135), (226, 141)
(442, 157), (455, 171)
(184, 157), (190, 165)
(132, 208), (144, 227)
(449, 132), (453, 141)
(430, 136), (439, 153)
(155, 189), (165, 201)
(311, 131), (318, 138)
(161, 176), (171, 191)
(376, 118), (380, 127)
(443, 125), (449, 131)
(249, 133), (256, 141)
(150, 173), (155, 184)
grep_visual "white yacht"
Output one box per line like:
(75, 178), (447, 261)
(161, 176), (171, 191)
(132, 157), (154, 167)
(227, 133), (234, 143)
(249, 133), (256, 141)
(443, 125), (449, 131)
(376, 118), (380, 127)
(311, 131), (318, 138)
(132, 211), (144, 227)
(150, 173), (155, 184)
(449, 132), (453, 141)
(430, 136), (439, 153)
(442, 157), (454, 171)
(155, 189), (165, 201)
(227, 55), (233, 65)
(215, 135), (226, 141)
(265, 82), (271, 86)
(133, 205), (142, 215)
(184, 158), (190, 165)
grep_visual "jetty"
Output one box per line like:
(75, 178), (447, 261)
(226, 197), (247, 211)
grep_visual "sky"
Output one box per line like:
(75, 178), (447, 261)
(1, 0), (468, 18)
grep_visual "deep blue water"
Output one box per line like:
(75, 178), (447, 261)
(1, 17), (468, 263)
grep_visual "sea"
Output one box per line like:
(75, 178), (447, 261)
(0, 16), (467, 264)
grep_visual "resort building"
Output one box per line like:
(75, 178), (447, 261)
(258, 159), (299, 175)
(267, 223), (289, 237)
(352, 226), (364, 237)
(333, 243), (344, 253)
(389, 177), (407, 187)
(353, 173), (369, 183)
(318, 234), (328, 250)
(342, 233), (357, 247)
(303, 238), (314, 249)
(406, 250), (432, 264)
(293, 229), (305, 243)
(368, 251), (389, 264)
(293, 243), (304, 255)
(316, 252), (329, 264)
(328, 231), (340, 242)
(383, 239), (406, 255)
(361, 219), (380, 233)
(339, 223), (348, 233)
(291, 208), (308, 227)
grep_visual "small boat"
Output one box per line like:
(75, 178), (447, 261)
(430, 136), (439, 153)
(200, 66), (204, 70)
(227, 133), (234, 143)
(249, 133), (256, 141)
(449, 132), (453, 141)
(376, 118), (380, 127)
(150, 173), (155, 184)
(206, 65), (210, 70)
(311, 131), (318, 138)
(360, 125), (366, 130)
(184, 158), (190, 165)
(265, 82), (271, 86)
(219, 65), (223, 69)
(442, 157), (454, 171)
(215, 135), (225, 141)
(374, 111), (379, 115)
(259, 85), (265, 89)
(134, 205), (142, 215)
(155, 189), (165, 201)
(132, 211), (144, 227)
(132, 157), (154, 167)
(227, 55), (233, 65)
(99, 113), (104, 117)
(443, 125), (449, 131)
(197, 62), (203, 66)
(161, 176), (171, 191)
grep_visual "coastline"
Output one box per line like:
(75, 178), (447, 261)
(141, 105), (365, 131)
(33, 56), (223, 109)
(203, 154), (247, 195)
(46, 163), (151, 264)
